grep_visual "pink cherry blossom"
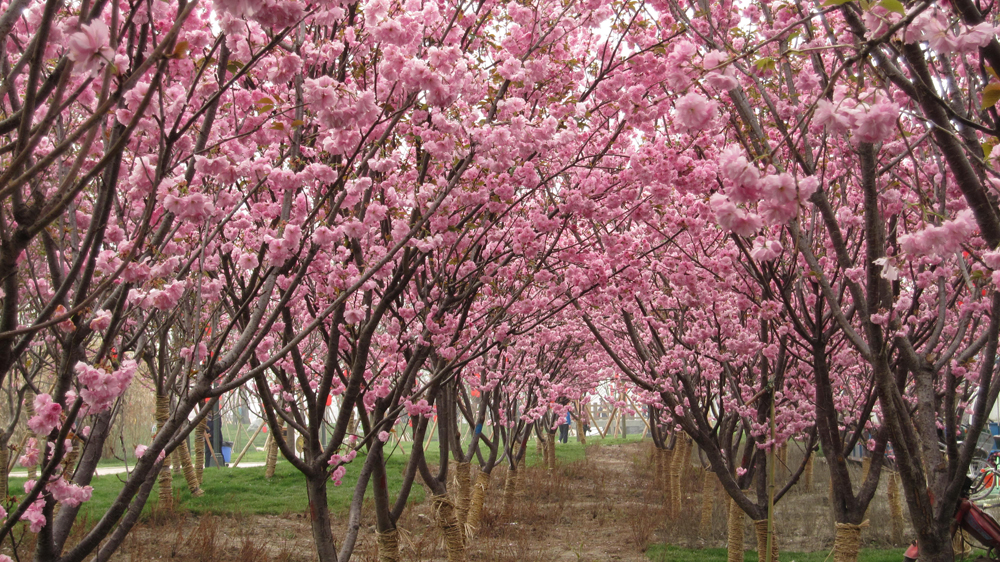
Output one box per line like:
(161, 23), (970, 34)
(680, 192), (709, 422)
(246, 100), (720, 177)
(66, 20), (114, 75)
(674, 93), (717, 133)
(853, 99), (899, 143)
(21, 499), (46, 533)
(48, 478), (93, 508)
(27, 394), (62, 436)
(89, 309), (113, 331)
(19, 438), (39, 467)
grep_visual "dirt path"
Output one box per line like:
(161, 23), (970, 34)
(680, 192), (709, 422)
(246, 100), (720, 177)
(109, 442), (660, 562)
(104, 440), (909, 561)
(459, 442), (656, 562)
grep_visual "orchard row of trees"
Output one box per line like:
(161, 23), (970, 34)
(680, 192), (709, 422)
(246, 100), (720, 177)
(1, 0), (1000, 560)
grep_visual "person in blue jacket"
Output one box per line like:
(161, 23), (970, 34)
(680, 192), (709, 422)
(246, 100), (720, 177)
(559, 411), (571, 443)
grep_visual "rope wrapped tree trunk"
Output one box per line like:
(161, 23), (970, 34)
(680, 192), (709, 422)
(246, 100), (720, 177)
(833, 521), (868, 562)
(803, 455), (813, 492)
(467, 471), (491, 535)
(155, 394), (173, 510)
(177, 438), (203, 496)
(455, 461), (472, 528)
(24, 391), (37, 481)
(661, 447), (675, 516)
(668, 439), (686, 518)
(62, 434), (82, 475)
(727, 495), (745, 562)
(433, 495), (466, 562)
(888, 471), (903, 545)
(265, 421), (283, 479)
(753, 519), (779, 562)
(376, 528), (400, 562)
(699, 470), (717, 537)
(0, 443), (8, 500)
(502, 465), (518, 518)
(194, 417), (206, 486)
(654, 446), (664, 490)
(546, 432), (556, 470)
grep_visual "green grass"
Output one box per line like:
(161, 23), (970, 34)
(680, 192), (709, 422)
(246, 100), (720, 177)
(9, 432), (644, 522)
(645, 545), (906, 562)
(10, 449), (423, 520)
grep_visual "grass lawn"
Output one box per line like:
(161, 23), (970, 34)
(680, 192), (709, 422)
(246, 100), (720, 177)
(645, 545), (907, 562)
(11, 448), (421, 520)
(9, 432), (644, 521)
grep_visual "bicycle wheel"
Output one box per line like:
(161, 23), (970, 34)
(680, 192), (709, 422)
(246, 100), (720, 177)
(972, 471), (997, 501)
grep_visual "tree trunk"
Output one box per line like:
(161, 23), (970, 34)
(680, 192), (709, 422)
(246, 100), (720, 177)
(888, 471), (903, 545)
(176, 439), (203, 496)
(662, 447), (674, 513)
(467, 470), (491, 534)
(546, 431), (555, 470)
(195, 417), (206, 486)
(803, 456), (813, 492)
(833, 522), (868, 562)
(753, 519), (778, 562)
(669, 438), (686, 517)
(655, 446), (664, 490)
(455, 461), (471, 529)
(502, 465), (518, 518)
(0, 437), (9, 501)
(155, 394), (172, 511)
(700, 470), (716, 537)
(433, 495), (466, 562)
(370, 445), (399, 562)
(25, 391), (37, 481)
(265, 421), (283, 479)
(306, 475), (339, 562)
(727, 495), (744, 562)
(376, 529), (400, 562)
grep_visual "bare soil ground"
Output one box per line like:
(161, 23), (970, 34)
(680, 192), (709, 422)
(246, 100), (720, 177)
(98, 442), (911, 561)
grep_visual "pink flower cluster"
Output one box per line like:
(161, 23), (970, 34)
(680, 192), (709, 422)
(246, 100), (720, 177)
(163, 192), (216, 223)
(703, 51), (739, 91)
(898, 210), (977, 257)
(66, 20), (114, 75)
(135, 444), (166, 463)
(48, 477), (94, 508)
(22, 497), (45, 533)
(905, 9), (999, 54)
(76, 360), (136, 414)
(674, 93), (717, 133)
(404, 399), (434, 418)
(19, 438), (39, 467)
(214, 0), (303, 28)
(709, 194), (762, 237)
(750, 237), (783, 261)
(327, 450), (358, 486)
(815, 96), (899, 144)
(128, 281), (187, 310)
(27, 394), (62, 436)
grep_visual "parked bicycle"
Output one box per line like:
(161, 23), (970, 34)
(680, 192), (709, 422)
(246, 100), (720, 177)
(904, 478), (1000, 561)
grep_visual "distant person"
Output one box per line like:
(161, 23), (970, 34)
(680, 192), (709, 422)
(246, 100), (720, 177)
(559, 411), (571, 443)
